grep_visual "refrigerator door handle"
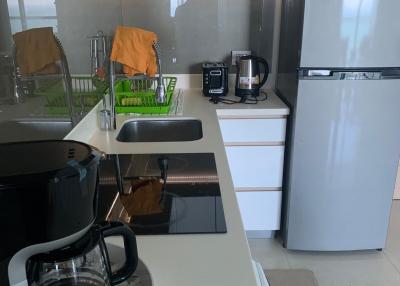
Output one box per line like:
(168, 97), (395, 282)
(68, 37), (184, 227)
(381, 69), (400, 79)
(299, 68), (400, 80)
(299, 69), (334, 79)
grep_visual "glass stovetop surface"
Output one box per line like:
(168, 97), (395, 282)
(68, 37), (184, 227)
(97, 153), (227, 235)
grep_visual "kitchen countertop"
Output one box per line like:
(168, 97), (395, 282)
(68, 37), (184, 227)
(65, 89), (289, 286)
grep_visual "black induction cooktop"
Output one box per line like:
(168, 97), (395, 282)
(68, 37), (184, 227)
(96, 153), (227, 235)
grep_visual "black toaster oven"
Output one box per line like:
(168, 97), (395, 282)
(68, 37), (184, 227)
(202, 62), (228, 97)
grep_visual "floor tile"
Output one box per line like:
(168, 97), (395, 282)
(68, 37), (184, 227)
(285, 250), (400, 286)
(384, 201), (400, 272)
(248, 201), (400, 286)
(248, 237), (290, 269)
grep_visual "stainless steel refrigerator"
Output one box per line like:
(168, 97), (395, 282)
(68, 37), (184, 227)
(277, 0), (400, 251)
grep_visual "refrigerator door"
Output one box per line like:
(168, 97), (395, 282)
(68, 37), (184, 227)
(286, 79), (400, 251)
(300, 0), (400, 68)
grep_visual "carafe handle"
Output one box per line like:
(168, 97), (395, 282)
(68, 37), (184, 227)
(256, 56), (269, 88)
(100, 221), (138, 285)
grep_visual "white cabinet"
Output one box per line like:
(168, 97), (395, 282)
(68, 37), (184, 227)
(225, 146), (284, 189)
(218, 114), (287, 236)
(237, 191), (282, 230)
(219, 118), (286, 144)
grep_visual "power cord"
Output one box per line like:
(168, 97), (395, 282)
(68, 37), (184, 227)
(208, 90), (268, 105)
(158, 156), (168, 207)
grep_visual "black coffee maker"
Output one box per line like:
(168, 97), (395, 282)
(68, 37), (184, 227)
(235, 55), (269, 98)
(26, 221), (138, 286)
(0, 140), (137, 286)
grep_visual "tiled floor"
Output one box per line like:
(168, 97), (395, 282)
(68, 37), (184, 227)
(249, 201), (400, 286)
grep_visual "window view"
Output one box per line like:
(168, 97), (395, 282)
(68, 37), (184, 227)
(7, 0), (58, 34)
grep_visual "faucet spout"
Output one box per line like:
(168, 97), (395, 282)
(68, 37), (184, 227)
(155, 81), (166, 104)
(153, 41), (166, 104)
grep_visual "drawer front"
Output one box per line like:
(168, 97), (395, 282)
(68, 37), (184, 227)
(225, 146), (284, 188)
(236, 191), (282, 231)
(218, 118), (286, 143)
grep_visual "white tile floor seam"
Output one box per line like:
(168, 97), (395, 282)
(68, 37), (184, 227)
(383, 251), (400, 275)
(284, 252), (295, 270)
(249, 201), (400, 286)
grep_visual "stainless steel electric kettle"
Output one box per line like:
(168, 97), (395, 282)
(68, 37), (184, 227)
(235, 55), (269, 98)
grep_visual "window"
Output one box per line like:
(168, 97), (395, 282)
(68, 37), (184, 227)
(7, 0), (58, 34)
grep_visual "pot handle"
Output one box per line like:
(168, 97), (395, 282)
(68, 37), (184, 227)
(100, 221), (138, 285)
(256, 56), (269, 88)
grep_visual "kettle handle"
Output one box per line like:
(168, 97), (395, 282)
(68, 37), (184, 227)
(100, 221), (138, 285)
(256, 56), (269, 88)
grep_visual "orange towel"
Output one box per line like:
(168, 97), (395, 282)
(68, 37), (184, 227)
(110, 26), (158, 77)
(13, 27), (61, 76)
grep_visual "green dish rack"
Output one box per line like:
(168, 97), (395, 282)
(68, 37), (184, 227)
(39, 76), (107, 115)
(115, 77), (177, 114)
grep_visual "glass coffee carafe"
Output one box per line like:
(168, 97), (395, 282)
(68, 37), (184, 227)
(27, 222), (138, 286)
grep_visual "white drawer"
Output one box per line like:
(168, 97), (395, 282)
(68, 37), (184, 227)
(236, 191), (282, 231)
(218, 118), (286, 144)
(225, 146), (284, 189)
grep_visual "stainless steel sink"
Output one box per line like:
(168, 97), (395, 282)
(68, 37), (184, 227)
(116, 119), (202, 142)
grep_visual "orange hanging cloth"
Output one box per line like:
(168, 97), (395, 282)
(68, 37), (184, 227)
(13, 27), (61, 76)
(110, 26), (158, 77)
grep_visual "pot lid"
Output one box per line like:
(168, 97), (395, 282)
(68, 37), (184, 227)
(0, 140), (99, 178)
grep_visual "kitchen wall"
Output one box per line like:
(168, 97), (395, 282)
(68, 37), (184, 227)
(0, 0), (12, 53)
(1, 0), (280, 87)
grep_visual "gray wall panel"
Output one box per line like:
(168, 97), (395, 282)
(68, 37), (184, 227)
(0, 0), (12, 53)
(5, 0), (279, 79)
(55, 0), (122, 74)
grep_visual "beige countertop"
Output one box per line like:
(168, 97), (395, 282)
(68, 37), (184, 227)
(65, 89), (288, 286)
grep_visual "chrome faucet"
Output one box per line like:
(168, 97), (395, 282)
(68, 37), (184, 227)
(106, 41), (165, 130)
(153, 41), (166, 104)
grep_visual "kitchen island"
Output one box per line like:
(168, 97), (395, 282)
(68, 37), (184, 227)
(65, 88), (288, 286)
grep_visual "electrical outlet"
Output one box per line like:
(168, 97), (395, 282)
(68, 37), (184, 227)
(231, 50), (251, 66)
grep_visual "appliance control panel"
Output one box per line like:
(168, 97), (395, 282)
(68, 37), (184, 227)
(202, 63), (227, 68)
